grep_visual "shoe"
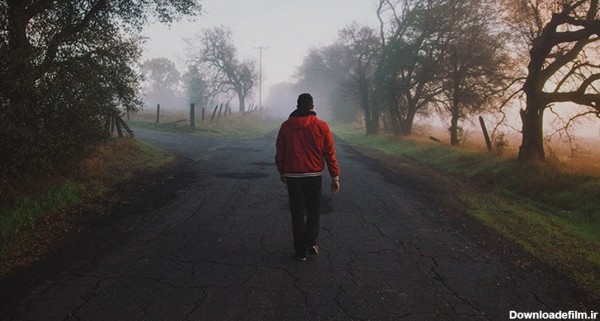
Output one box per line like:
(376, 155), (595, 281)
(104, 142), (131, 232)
(296, 255), (307, 262)
(308, 245), (319, 255)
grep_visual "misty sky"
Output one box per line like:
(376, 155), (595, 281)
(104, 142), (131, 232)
(142, 0), (380, 97)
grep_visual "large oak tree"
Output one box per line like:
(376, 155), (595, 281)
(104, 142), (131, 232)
(507, 0), (600, 162)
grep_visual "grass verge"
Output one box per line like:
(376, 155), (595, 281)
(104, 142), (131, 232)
(128, 111), (279, 138)
(334, 124), (600, 297)
(0, 138), (174, 276)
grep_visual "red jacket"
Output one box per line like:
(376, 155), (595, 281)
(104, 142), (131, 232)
(275, 109), (340, 179)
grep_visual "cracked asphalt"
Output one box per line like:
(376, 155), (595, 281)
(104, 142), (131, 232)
(0, 128), (595, 321)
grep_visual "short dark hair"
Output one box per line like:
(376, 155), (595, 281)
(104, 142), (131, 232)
(297, 93), (313, 111)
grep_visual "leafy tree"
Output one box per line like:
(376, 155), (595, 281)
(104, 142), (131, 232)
(337, 23), (382, 135)
(375, 0), (447, 136)
(0, 0), (201, 179)
(437, 0), (510, 145)
(141, 57), (183, 108)
(294, 24), (381, 129)
(295, 44), (360, 123)
(182, 65), (210, 108)
(504, 0), (600, 162)
(186, 26), (257, 112)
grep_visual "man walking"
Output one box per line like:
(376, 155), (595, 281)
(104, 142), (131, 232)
(275, 93), (340, 261)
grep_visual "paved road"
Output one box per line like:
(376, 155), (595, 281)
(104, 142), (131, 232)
(0, 128), (595, 321)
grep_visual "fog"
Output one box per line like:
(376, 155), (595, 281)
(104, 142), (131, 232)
(141, 0), (380, 112)
(140, 0), (600, 143)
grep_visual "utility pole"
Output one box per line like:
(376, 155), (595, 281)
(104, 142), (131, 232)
(253, 46), (269, 113)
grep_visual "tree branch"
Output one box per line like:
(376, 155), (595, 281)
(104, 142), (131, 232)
(543, 91), (600, 109)
(40, 0), (109, 75)
(577, 72), (600, 94)
(23, 0), (55, 20)
(542, 36), (596, 83)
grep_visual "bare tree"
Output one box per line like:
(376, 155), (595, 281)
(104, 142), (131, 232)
(505, 0), (600, 162)
(186, 26), (257, 112)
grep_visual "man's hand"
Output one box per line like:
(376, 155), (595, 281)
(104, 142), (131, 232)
(280, 175), (288, 184)
(331, 180), (340, 195)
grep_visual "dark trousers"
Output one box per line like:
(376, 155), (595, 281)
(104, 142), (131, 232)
(286, 176), (322, 256)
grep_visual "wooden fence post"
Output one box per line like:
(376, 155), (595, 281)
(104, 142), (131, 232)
(211, 105), (218, 122)
(190, 103), (196, 128)
(118, 116), (134, 138)
(156, 104), (160, 123)
(217, 103), (223, 120)
(115, 114), (123, 138)
(202, 106), (205, 123)
(479, 116), (493, 152)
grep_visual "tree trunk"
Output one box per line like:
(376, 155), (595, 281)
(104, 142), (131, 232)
(518, 100), (546, 162)
(386, 96), (401, 134)
(449, 78), (461, 146)
(398, 108), (417, 136)
(237, 92), (245, 113)
(450, 111), (459, 146)
(361, 85), (379, 135)
(365, 114), (379, 135)
(518, 14), (556, 163)
(520, 38), (547, 164)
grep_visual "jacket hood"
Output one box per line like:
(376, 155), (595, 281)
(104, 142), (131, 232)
(288, 108), (317, 129)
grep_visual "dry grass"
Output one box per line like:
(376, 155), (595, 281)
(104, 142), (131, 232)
(412, 123), (600, 177)
(78, 138), (172, 183)
(129, 108), (191, 124)
(129, 109), (279, 138)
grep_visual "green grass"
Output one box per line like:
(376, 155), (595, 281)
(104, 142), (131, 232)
(0, 183), (82, 249)
(128, 111), (279, 138)
(333, 124), (600, 297)
(0, 138), (173, 275)
(464, 193), (600, 294)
